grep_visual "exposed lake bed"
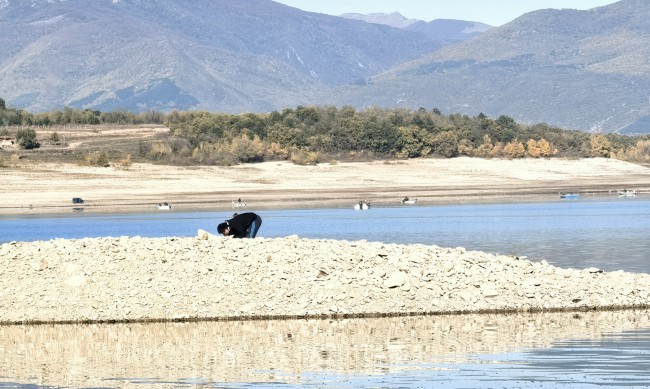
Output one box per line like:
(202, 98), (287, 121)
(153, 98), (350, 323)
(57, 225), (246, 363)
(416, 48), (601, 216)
(2, 230), (649, 324)
(1, 157), (649, 215)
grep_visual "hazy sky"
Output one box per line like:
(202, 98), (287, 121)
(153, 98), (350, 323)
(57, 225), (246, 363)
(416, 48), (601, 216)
(273, 0), (619, 26)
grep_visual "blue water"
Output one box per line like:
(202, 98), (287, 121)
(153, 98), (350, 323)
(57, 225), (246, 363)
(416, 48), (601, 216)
(2, 198), (649, 273)
(3, 316), (650, 389)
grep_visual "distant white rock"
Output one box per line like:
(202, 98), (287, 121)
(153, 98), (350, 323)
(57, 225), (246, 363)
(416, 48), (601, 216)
(339, 12), (419, 28)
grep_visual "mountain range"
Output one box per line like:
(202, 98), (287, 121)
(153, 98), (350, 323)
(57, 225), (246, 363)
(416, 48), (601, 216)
(1, 0), (649, 134)
(0, 0), (439, 113)
(328, 0), (650, 134)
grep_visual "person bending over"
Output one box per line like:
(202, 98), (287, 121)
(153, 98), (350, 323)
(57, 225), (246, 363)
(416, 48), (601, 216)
(217, 212), (262, 238)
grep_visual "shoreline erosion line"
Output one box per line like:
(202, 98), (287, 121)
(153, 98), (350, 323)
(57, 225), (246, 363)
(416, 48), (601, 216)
(2, 233), (649, 325)
(0, 183), (646, 216)
(1, 157), (649, 216)
(4, 306), (649, 327)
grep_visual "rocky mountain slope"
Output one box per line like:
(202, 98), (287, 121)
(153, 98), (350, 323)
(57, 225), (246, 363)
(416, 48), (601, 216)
(327, 0), (650, 133)
(0, 0), (438, 113)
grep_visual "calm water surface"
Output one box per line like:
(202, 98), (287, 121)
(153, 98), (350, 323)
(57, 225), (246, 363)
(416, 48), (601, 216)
(1, 312), (650, 388)
(1, 198), (649, 388)
(2, 197), (649, 272)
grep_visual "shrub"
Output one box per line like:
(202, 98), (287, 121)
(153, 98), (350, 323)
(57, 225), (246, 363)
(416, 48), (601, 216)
(147, 142), (173, 161)
(118, 154), (132, 169)
(538, 138), (557, 157)
(590, 134), (612, 158)
(504, 139), (526, 158)
(620, 140), (650, 162)
(290, 148), (319, 165)
(85, 151), (110, 167)
(266, 142), (290, 160)
(229, 134), (265, 163)
(474, 135), (494, 158)
(191, 142), (236, 165)
(492, 142), (505, 157)
(15, 128), (40, 149)
(527, 139), (541, 158)
(457, 138), (474, 156)
(49, 131), (60, 143)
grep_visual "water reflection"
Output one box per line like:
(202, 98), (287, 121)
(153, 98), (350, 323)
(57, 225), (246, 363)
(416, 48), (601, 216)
(2, 310), (650, 388)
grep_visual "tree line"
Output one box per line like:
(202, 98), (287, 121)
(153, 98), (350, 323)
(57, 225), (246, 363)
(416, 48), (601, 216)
(0, 99), (164, 127)
(161, 106), (650, 165)
(1, 97), (650, 165)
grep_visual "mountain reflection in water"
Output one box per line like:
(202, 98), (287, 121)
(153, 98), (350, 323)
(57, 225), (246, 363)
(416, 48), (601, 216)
(2, 310), (650, 388)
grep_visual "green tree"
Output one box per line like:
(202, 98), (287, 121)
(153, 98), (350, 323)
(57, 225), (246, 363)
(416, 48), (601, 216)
(496, 115), (517, 130)
(229, 134), (266, 163)
(397, 125), (431, 158)
(295, 105), (320, 126)
(0, 97), (6, 110)
(267, 123), (307, 148)
(359, 119), (399, 154)
(432, 131), (459, 157)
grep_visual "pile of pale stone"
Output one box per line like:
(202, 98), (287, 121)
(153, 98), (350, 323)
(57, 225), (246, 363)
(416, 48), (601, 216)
(1, 231), (648, 324)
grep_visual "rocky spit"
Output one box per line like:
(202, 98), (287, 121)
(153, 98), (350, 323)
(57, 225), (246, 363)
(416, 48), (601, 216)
(1, 232), (649, 324)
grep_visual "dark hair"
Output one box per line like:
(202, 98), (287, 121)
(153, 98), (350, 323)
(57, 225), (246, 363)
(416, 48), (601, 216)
(217, 222), (228, 234)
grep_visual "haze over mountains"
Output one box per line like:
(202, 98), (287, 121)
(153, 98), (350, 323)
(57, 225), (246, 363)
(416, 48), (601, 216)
(1, 0), (649, 133)
(339, 12), (493, 44)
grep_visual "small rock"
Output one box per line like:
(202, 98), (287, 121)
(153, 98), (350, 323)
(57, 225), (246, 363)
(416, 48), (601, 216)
(384, 272), (406, 288)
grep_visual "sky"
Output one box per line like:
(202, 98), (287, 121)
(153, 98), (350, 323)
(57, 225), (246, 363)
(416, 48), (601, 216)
(272, 0), (620, 26)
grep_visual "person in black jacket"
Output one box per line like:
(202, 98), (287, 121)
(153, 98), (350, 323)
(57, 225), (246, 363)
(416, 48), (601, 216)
(217, 212), (262, 238)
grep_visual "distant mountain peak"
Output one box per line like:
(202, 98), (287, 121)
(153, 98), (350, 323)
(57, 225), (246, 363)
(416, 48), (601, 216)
(339, 11), (420, 28)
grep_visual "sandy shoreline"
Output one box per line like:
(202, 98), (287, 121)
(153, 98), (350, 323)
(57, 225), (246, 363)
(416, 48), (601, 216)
(1, 156), (649, 215)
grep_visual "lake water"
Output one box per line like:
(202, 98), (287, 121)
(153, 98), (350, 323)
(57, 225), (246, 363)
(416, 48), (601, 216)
(1, 197), (649, 388)
(2, 197), (649, 272)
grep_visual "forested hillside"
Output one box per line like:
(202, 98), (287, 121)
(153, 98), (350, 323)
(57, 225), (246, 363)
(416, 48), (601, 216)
(1, 100), (649, 167)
